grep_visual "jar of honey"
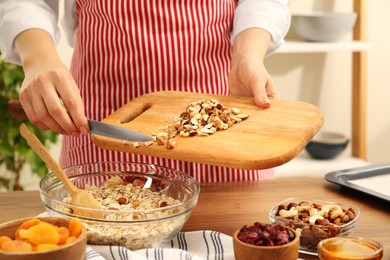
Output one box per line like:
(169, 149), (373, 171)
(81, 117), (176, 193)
(317, 237), (383, 260)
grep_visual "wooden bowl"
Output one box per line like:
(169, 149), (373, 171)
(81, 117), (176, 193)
(233, 225), (300, 260)
(0, 217), (87, 260)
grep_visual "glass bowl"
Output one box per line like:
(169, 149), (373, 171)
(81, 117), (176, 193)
(269, 198), (360, 255)
(317, 236), (383, 260)
(39, 162), (200, 250)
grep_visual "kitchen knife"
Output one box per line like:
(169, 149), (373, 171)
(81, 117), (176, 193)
(8, 99), (154, 142)
(87, 119), (154, 142)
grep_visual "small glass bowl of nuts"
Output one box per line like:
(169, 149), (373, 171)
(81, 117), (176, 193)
(269, 198), (360, 256)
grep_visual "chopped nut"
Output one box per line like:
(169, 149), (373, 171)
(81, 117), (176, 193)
(309, 215), (324, 225)
(132, 178), (146, 187)
(166, 139), (176, 149)
(279, 208), (298, 218)
(330, 210), (344, 220)
(236, 114), (249, 120)
(132, 200), (141, 207)
(117, 197), (128, 205)
(231, 107), (240, 115)
(144, 99), (249, 150)
(322, 204), (343, 213)
(144, 140), (155, 147)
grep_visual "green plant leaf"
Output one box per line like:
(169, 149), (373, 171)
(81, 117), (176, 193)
(0, 53), (59, 191)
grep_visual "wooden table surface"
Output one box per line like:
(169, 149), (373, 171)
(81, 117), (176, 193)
(0, 177), (389, 259)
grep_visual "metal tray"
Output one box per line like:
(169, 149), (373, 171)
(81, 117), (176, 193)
(325, 163), (390, 203)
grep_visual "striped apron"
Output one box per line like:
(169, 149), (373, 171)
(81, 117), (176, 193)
(59, 0), (274, 182)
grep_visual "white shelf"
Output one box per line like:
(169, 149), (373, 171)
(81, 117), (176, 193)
(277, 40), (372, 53)
(274, 150), (368, 178)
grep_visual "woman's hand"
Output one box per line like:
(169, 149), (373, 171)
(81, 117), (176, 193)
(228, 28), (278, 108)
(15, 29), (89, 136)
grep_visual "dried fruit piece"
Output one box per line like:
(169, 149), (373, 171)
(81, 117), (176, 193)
(0, 240), (33, 252)
(35, 243), (60, 252)
(69, 218), (83, 238)
(0, 236), (12, 248)
(57, 226), (71, 245)
(18, 218), (41, 230)
(15, 218), (41, 239)
(65, 236), (77, 244)
(18, 222), (60, 245)
(0, 218), (83, 253)
(237, 222), (294, 246)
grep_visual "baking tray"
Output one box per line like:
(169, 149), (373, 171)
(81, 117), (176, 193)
(325, 163), (390, 203)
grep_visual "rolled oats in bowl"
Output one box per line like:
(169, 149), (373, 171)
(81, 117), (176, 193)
(39, 162), (200, 250)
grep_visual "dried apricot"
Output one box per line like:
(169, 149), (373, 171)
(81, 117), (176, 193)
(0, 236), (12, 248)
(18, 218), (41, 230)
(18, 222), (60, 245)
(69, 218), (83, 237)
(57, 226), (70, 245)
(65, 236), (77, 244)
(0, 240), (33, 252)
(0, 218), (83, 253)
(35, 243), (60, 252)
(15, 218), (41, 239)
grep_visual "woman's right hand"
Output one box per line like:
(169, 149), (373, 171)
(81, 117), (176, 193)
(15, 29), (89, 136)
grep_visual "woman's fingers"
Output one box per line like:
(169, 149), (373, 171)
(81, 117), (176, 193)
(56, 73), (89, 135)
(228, 58), (277, 109)
(20, 66), (88, 135)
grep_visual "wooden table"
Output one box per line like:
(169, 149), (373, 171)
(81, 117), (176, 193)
(1, 177), (389, 259)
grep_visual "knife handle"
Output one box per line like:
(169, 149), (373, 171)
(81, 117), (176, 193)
(8, 99), (28, 120)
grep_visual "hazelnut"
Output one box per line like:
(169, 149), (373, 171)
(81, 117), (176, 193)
(132, 200), (141, 207)
(117, 197), (128, 205)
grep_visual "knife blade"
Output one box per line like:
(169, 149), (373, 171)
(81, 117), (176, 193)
(8, 99), (154, 142)
(88, 119), (154, 142)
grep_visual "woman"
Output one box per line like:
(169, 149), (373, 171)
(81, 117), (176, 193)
(0, 0), (290, 182)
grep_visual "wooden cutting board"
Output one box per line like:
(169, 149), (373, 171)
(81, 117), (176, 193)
(91, 91), (324, 170)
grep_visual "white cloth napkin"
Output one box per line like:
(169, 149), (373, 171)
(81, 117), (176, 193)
(83, 230), (234, 260)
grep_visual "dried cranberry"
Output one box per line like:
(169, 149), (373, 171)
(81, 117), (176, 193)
(237, 222), (294, 247)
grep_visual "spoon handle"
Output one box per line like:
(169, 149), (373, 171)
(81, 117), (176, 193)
(19, 123), (77, 193)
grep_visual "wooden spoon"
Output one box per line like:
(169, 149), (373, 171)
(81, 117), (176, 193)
(19, 123), (103, 218)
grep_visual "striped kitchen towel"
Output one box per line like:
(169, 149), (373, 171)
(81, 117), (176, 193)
(84, 230), (234, 260)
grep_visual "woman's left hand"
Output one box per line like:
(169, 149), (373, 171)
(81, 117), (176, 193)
(228, 28), (279, 108)
(228, 54), (278, 108)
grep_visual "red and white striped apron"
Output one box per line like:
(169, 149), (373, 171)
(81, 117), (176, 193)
(59, 0), (275, 182)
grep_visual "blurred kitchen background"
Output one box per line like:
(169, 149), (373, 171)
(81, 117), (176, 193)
(2, 0), (390, 190)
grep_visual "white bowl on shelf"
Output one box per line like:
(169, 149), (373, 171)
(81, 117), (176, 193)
(292, 12), (357, 42)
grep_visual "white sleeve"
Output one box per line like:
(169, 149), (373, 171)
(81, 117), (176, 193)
(61, 0), (77, 47)
(232, 0), (291, 56)
(0, 0), (60, 64)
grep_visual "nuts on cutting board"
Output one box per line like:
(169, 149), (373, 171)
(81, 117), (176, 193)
(151, 99), (249, 149)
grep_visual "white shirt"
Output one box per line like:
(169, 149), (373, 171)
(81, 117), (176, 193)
(0, 0), (290, 64)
